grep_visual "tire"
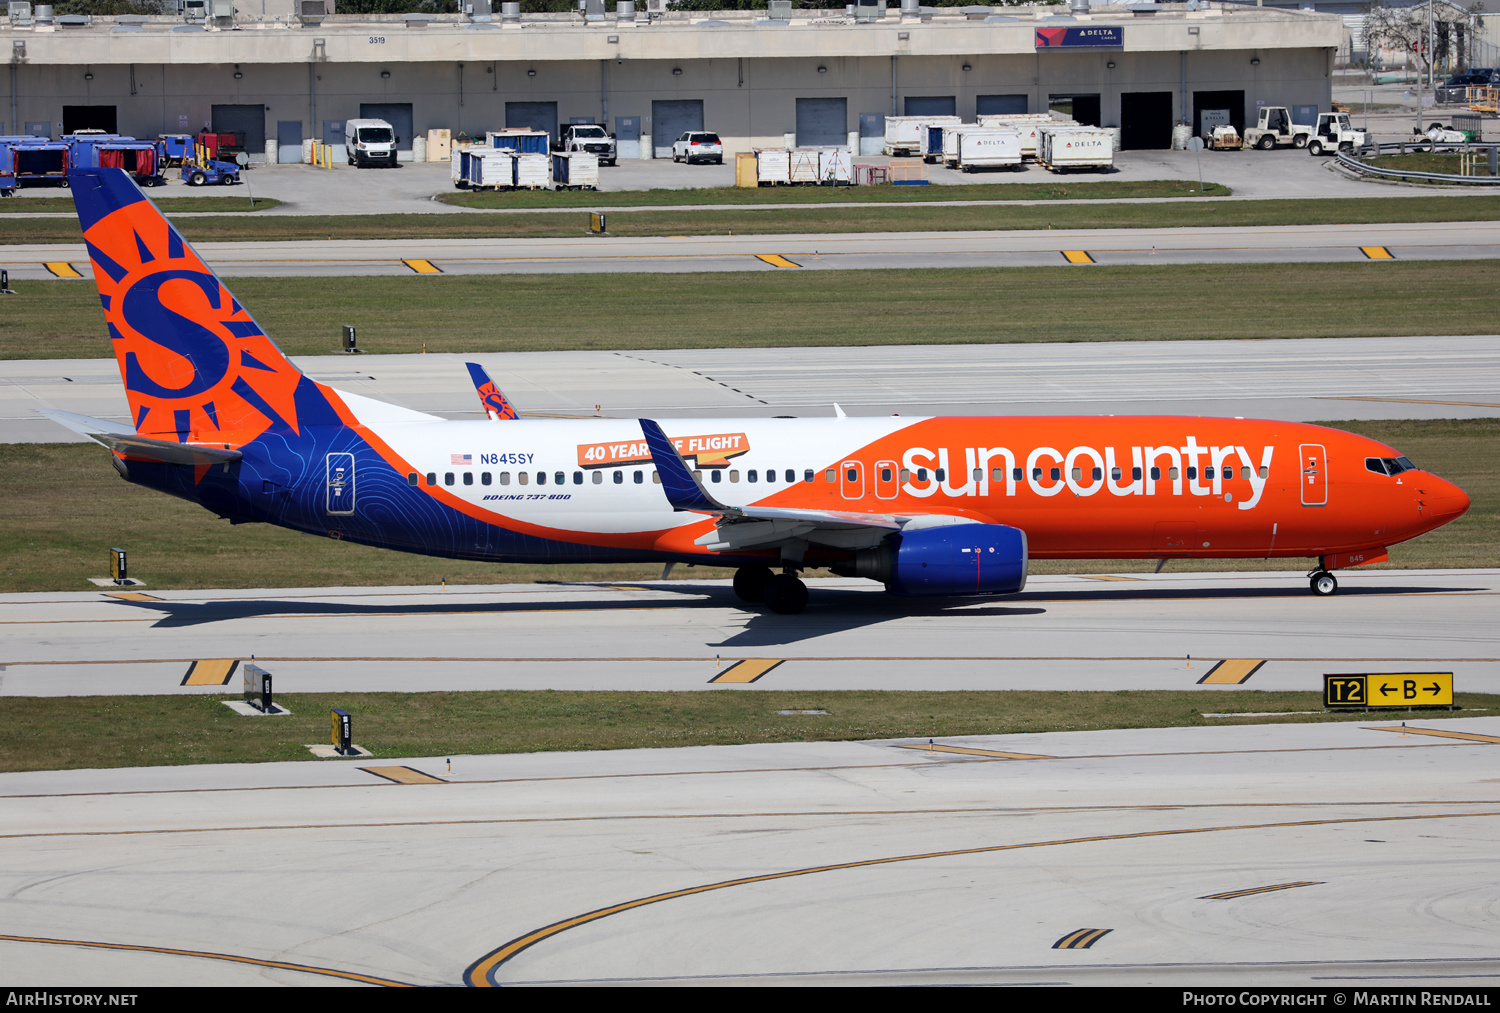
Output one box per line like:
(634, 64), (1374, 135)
(1310, 571), (1339, 596)
(732, 565), (775, 604)
(1307, 140), (1324, 156)
(1293, 134), (1308, 149)
(763, 573), (809, 615)
(1257, 135), (1275, 151)
(189, 171), (206, 186)
(220, 175), (235, 185)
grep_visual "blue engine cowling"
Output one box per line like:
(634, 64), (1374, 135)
(836, 523), (1028, 597)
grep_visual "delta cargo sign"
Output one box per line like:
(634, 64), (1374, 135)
(1035, 26), (1124, 48)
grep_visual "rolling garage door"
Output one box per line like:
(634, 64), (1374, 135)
(652, 99), (704, 158)
(211, 104), (266, 160)
(1120, 92), (1173, 149)
(361, 103), (414, 153)
(796, 98), (847, 147)
(1192, 90), (1245, 136)
(904, 96), (956, 117)
(505, 101), (559, 143)
(63, 106), (117, 134)
(976, 95), (1027, 116)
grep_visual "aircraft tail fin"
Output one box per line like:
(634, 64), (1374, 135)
(68, 167), (308, 447)
(465, 362), (520, 421)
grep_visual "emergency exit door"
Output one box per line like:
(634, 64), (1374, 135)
(1299, 444), (1327, 506)
(326, 452), (356, 515)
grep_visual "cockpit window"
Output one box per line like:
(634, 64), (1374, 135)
(1366, 456), (1417, 476)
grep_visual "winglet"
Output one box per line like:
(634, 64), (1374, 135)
(639, 418), (727, 513)
(465, 362), (519, 421)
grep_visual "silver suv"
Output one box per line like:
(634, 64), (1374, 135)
(672, 131), (723, 164)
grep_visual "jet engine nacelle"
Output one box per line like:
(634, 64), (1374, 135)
(839, 522), (1029, 597)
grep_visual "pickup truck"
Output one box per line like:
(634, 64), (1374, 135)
(555, 124), (617, 166)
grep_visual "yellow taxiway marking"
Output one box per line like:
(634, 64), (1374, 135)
(464, 808), (1500, 984)
(1322, 396), (1500, 409)
(102, 591), (161, 602)
(0, 933), (411, 986)
(180, 659), (239, 687)
(1198, 659), (1267, 685)
(1201, 880), (1323, 900)
(1368, 725), (1500, 744)
(1061, 250), (1095, 264)
(1360, 246), (1395, 260)
(360, 765), (447, 785)
(401, 258), (443, 274)
(43, 262), (83, 278)
(1053, 927), (1112, 949)
(1078, 575), (1141, 582)
(711, 659), (784, 684)
(755, 254), (801, 268)
(896, 743), (1051, 760)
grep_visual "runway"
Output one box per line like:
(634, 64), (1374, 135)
(7, 335), (1500, 444)
(3, 717), (1500, 986)
(6, 220), (1500, 279)
(3, 570), (1496, 697)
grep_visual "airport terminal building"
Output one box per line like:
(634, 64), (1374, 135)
(3, 2), (1342, 160)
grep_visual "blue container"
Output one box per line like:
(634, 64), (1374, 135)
(159, 134), (194, 164)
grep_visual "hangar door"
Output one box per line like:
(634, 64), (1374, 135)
(796, 98), (847, 147)
(1049, 94), (1100, 126)
(904, 96), (956, 117)
(976, 94), (1027, 116)
(211, 104), (267, 158)
(506, 101), (558, 143)
(63, 106), (117, 134)
(361, 103), (414, 152)
(1192, 90), (1245, 136)
(1120, 92), (1173, 149)
(651, 99), (703, 158)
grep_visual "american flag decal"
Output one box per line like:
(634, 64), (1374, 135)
(451, 453), (472, 465)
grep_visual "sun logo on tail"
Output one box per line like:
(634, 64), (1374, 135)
(84, 198), (302, 445)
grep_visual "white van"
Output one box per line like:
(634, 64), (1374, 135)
(344, 118), (398, 167)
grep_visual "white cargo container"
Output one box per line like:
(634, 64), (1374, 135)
(954, 129), (1023, 171)
(788, 148), (820, 183)
(461, 149), (515, 190)
(1038, 125), (1114, 171)
(936, 123), (973, 167)
(551, 150), (599, 190)
(817, 146), (853, 183)
(755, 148), (790, 184)
(514, 152), (550, 188)
(977, 114), (1075, 160)
(883, 115), (961, 157)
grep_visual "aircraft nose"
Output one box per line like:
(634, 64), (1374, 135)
(1425, 476), (1471, 525)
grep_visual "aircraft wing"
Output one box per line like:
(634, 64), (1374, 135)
(38, 408), (243, 467)
(638, 418), (977, 553)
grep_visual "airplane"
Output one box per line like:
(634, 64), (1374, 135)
(41, 167), (1471, 614)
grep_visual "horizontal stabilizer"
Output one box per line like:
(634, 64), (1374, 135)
(37, 409), (242, 467)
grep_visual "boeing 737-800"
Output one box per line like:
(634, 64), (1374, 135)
(42, 168), (1471, 614)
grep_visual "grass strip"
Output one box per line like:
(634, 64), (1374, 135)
(1366, 152), (1498, 179)
(0, 195), (281, 214)
(8, 261), (1500, 361)
(439, 178), (1231, 209)
(2, 419), (1494, 593)
(1, 690), (1492, 773)
(6, 193), (1500, 243)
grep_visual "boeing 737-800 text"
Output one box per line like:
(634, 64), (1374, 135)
(42, 169), (1470, 613)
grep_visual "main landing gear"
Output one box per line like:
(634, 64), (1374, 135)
(733, 565), (808, 614)
(1309, 569), (1339, 596)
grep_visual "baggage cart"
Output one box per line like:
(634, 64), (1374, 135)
(788, 148), (820, 183)
(551, 150), (599, 189)
(514, 152), (549, 189)
(486, 128), (549, 154)
(817, 146), (853, 184)
(755, 148), (790, 184)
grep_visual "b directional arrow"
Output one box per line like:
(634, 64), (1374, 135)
(1427, 682), (1442, 696)
(1379, 682), (1397, 697)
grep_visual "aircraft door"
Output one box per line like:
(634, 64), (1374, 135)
(875, 459), (899, 499)
(1299, 444), (1327, 506)
(326, 452), (356, 515)
(840, 460), (864, 500)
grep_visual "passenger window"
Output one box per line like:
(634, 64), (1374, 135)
(1071, 467), (1082, 481)
(730, 470), (741, 483)
(1111, 467), (1122, 481)
(917, 469), (928, 482)
(1012, 468), (1022, 481)
(537, 472), (547, 485)
(883, 468), (894, 482)
(710, 470), (722, 483)
(825, 469), (836, 483)
(1150, 467), (1160, 481)
(518, 472), (528, 485)
(407, 473), (419, 486)
(693, 470), (703, 482)
(1259, 466), (1269, 479)
(445, 472), (455, 486)
(555, 472), (564, 485)
(749, 470), (758, 483)
(482, 472), (492, 486)
(935, 468), (946, 482)
(972, 468), (982, 482)
(463, 472), (474, 486)
(1186, 467), (1197, 480)
(653, 471), (662, 484)
(804, 470), (814, 483)
(1169, 467), (1179, 480)
(426, 472), (437, 486)
(1050, 468), (1060, 482)
(634, 470), (643, 484)
(1032, 468), (1042, 480)
(901, 469), (911, 482)
(500, 472), (511, 486)
(1222, 466), (1234, 480)
(615, 470), (625, 484)
(1132, 467), (1142, 481)
(593, 471), (603, 484)
(848, 468), (858, 482)
(573, 471), (583, 485)
(1092, 467), (1102, 481)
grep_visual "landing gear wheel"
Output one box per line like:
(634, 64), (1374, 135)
(733, 565), (774, 604)
(763, 573), (809, 615)
(1310, 571), (1339, 596)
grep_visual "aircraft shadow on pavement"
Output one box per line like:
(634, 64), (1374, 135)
(1010, 583), (1480, 603)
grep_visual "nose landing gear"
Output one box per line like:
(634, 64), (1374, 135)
(1309, 570), (1339, 596)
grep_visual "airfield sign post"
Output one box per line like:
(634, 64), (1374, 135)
(1323, 673), (1455, 711)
